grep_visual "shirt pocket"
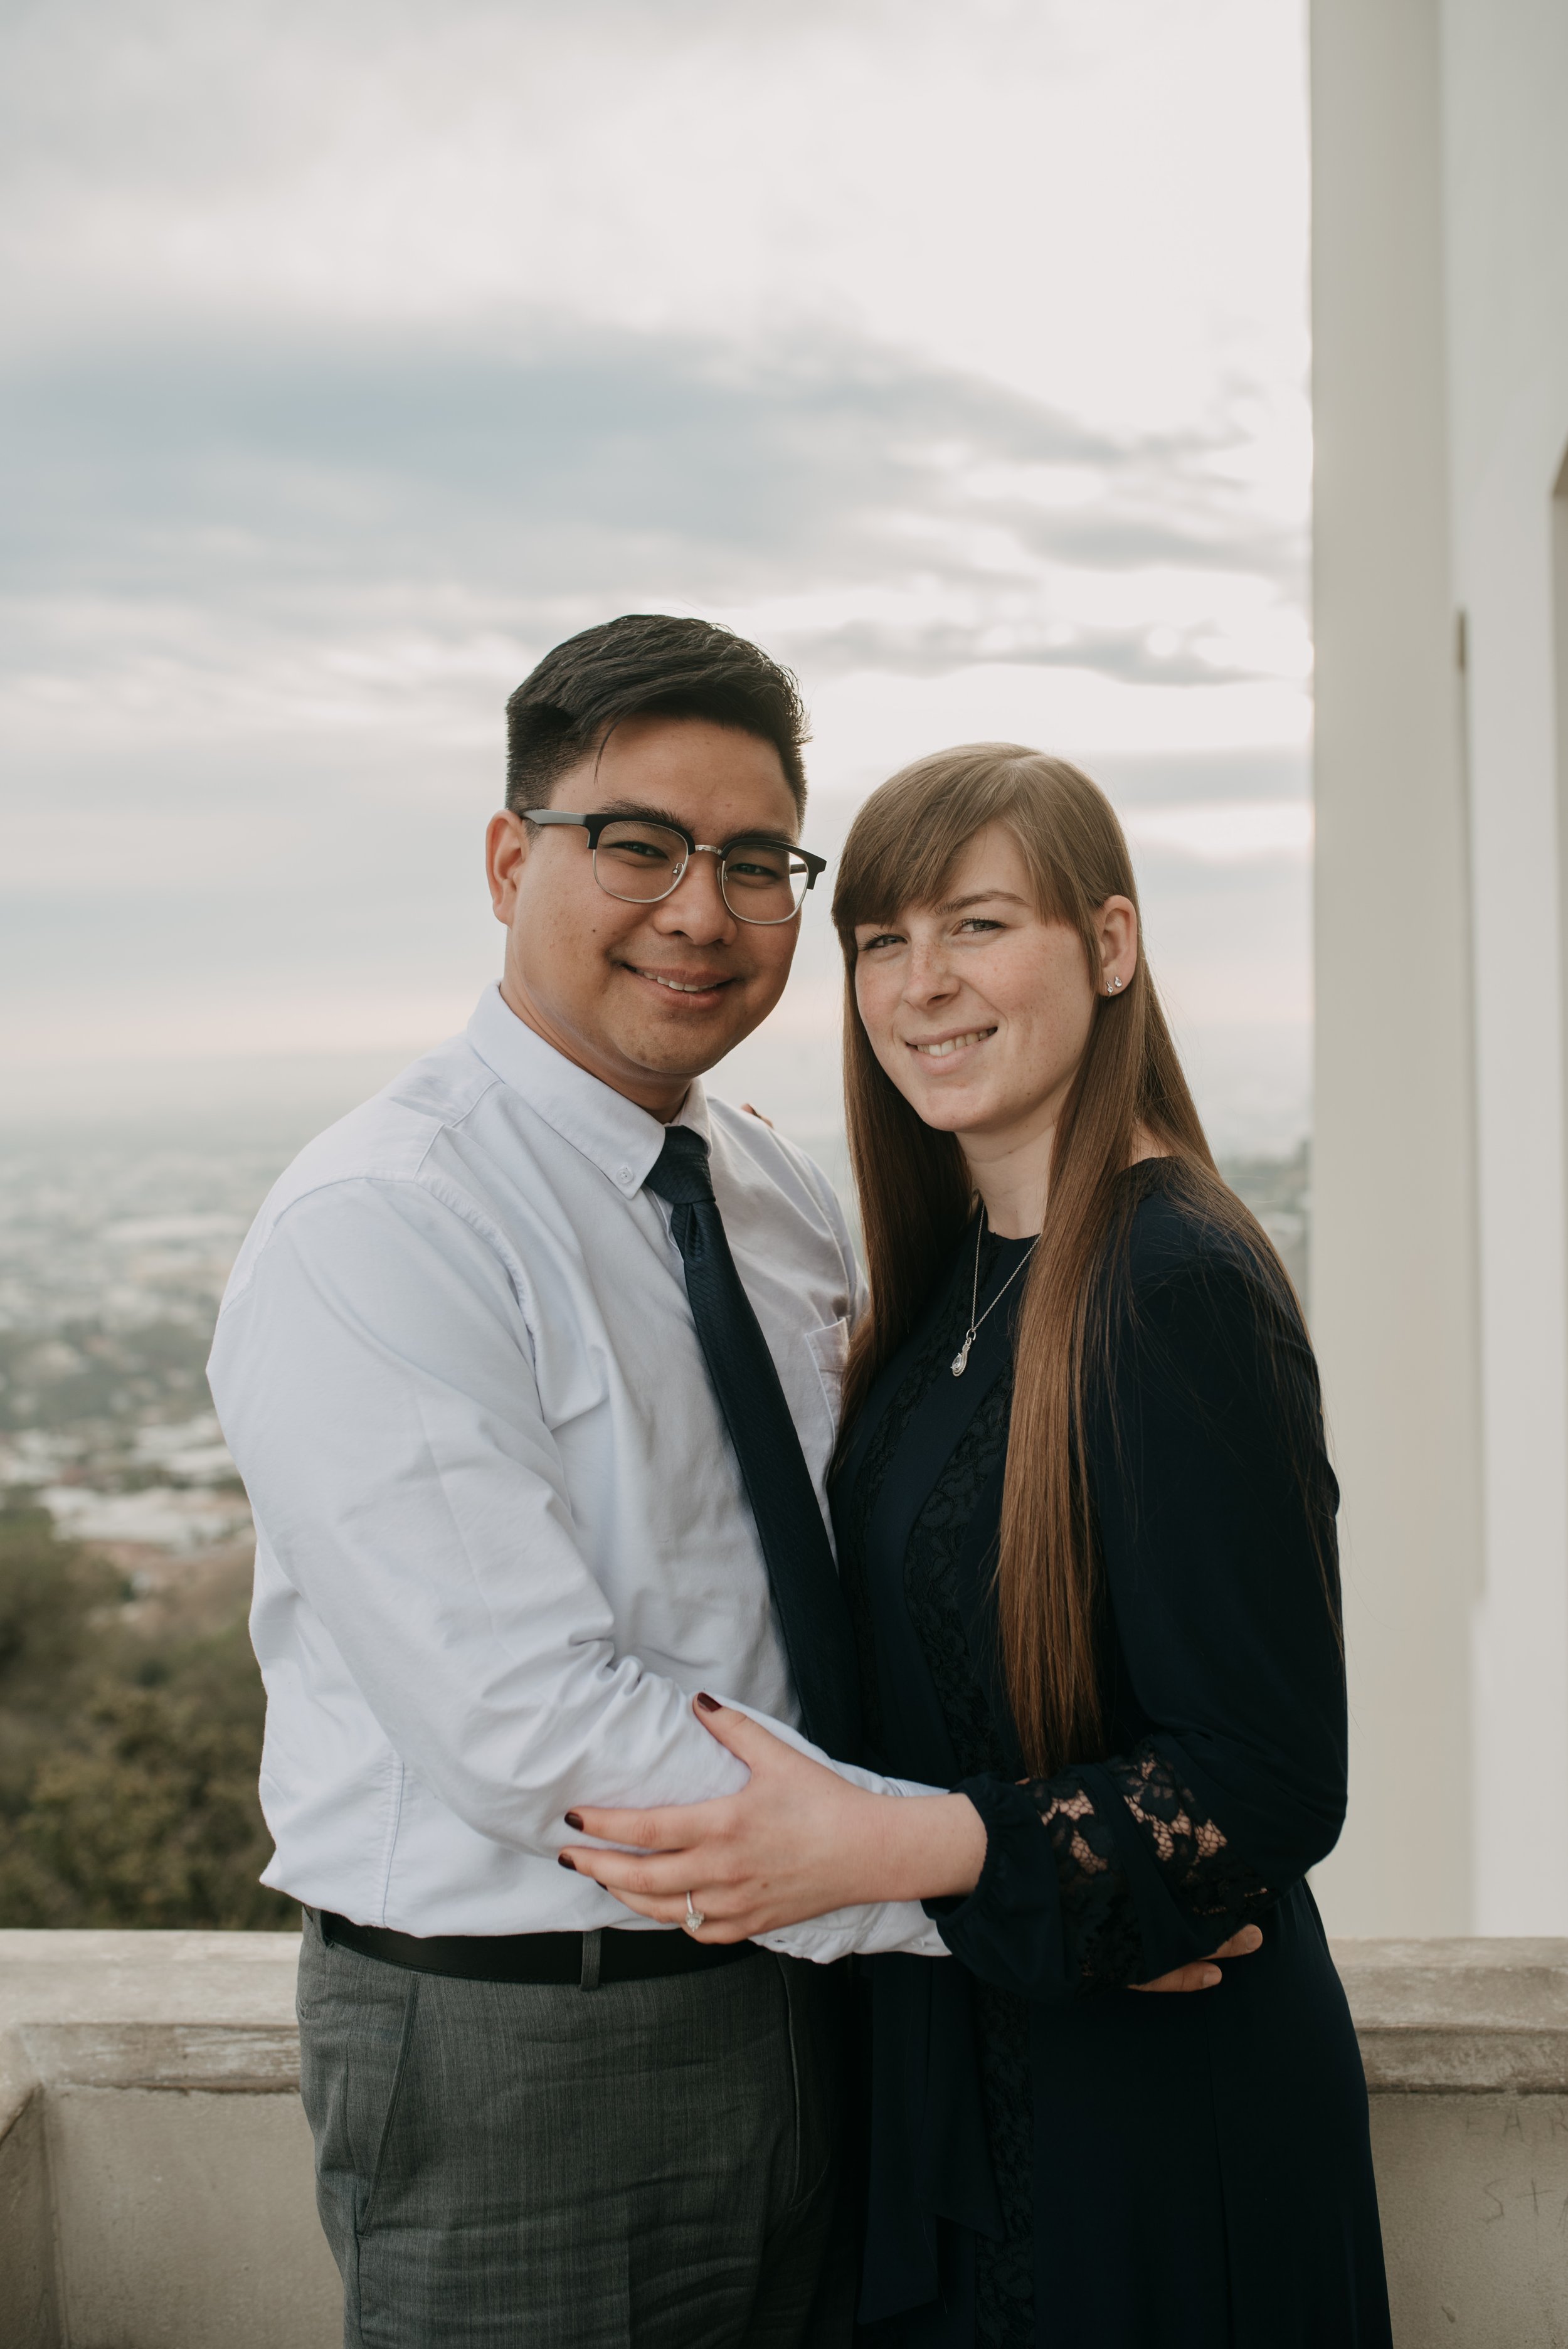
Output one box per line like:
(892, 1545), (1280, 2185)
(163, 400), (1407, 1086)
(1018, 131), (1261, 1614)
(804, 1317), (851, 1426)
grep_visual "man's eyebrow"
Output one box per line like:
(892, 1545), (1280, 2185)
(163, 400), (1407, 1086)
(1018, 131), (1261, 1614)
(598, 797), (688, 828)
(596, 797), (800, 846)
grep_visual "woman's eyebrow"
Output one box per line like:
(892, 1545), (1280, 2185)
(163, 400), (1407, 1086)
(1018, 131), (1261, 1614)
(935, 888), (1032, 915)
(855, 888), (1030, 930)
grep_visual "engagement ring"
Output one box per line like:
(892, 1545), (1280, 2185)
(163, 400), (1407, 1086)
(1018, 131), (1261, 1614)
(684, 1890), (706, 1937)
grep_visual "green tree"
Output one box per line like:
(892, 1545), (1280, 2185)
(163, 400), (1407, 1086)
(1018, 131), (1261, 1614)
(0, 1505), (118, 1810)
(0, 1507), (295, 1929)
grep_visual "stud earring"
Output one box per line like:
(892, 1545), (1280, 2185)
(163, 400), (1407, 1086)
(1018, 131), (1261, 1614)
(1106, 973), (1123, 995)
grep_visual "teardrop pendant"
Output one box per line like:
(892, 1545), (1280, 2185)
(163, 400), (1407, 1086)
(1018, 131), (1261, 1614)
(950, 1337), (973, 1377)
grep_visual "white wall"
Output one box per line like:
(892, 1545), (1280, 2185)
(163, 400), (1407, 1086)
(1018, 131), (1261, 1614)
(1311, 0), (1568, 1934)
(1439, 0), (1568, 1933)
(1309, 0), (1483, 1936)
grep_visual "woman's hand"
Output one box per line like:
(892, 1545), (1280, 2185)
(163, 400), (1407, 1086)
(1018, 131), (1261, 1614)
(558, 1695), (987, 1940)
(561, 1697), (1266, 1991)
(1133, 1925), (1264, 1993)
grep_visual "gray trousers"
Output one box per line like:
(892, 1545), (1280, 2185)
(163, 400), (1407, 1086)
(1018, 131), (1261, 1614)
(297, 1913), (856, 2349)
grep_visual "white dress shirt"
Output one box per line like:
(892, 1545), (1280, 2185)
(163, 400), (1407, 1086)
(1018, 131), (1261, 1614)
(210, 984), (945, 1958)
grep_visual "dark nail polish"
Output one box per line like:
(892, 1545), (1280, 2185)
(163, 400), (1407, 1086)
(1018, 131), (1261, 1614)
(557, 1853), (577, 1870)
(563, 1811), (584, 1830)
(695, 1691), (721, 1714)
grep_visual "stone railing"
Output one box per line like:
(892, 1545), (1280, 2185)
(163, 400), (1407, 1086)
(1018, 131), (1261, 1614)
(0, 1932), (336, 2349)
(1337, 1938), (1568, 2345)
(1, 1932), (1565, 2348)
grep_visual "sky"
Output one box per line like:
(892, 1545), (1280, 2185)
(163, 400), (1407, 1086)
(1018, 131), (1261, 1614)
(1, 0), (1312, 1160)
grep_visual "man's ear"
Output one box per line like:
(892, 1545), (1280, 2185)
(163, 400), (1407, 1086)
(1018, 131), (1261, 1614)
(486, 810), (529, 924)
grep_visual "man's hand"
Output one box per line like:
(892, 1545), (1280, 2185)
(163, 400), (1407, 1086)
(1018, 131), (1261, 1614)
(1132, 1925), (1264, 1993)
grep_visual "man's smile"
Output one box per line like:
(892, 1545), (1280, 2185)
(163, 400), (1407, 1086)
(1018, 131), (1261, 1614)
(621, 960), (738, 1002)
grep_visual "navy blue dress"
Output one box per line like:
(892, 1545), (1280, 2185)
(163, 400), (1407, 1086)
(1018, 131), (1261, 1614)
(832, 1162), (1391, 2349)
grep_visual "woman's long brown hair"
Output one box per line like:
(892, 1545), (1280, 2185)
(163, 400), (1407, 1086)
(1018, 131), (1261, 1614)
(832, 745), (1301, 1778)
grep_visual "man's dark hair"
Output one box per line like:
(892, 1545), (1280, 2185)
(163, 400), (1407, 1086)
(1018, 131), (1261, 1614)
(504, 615), (809, 817)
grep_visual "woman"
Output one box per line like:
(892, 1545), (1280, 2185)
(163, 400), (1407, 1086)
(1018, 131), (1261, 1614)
(563, 747), (1392, 2347)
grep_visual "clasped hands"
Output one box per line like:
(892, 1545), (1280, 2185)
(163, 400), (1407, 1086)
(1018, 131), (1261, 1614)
(559, 1694), (1261, 1995)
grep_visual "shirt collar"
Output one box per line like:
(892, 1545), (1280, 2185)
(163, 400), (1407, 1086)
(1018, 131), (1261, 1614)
(465, 984), (711, 1199)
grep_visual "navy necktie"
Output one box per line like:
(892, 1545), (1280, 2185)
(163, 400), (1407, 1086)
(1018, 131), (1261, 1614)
(645, 1125), (861, 1761)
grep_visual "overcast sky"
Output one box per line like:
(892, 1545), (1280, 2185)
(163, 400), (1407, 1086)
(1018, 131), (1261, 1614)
(1, 0), (1311, 1157)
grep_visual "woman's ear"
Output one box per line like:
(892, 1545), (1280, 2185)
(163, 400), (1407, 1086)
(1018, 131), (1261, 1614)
(1095, 897), (1139, 995)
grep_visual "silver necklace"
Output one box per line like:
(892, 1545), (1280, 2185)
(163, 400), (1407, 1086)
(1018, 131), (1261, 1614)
(951, 1213), (1040, 1376)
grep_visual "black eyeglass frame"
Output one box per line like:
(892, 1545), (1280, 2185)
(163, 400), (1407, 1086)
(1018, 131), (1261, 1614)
(523, 808), (827, 925)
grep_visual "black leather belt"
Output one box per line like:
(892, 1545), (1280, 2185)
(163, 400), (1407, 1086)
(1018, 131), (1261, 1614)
(314, 1909), (759, 1990)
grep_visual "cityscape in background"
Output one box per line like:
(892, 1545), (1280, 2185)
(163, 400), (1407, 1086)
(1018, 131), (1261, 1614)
(0, 1091), (1310, 1567)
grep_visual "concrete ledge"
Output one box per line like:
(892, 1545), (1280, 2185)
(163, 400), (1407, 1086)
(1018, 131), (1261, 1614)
(19, 2023), (302, 2094)
(0, 1928), (304, 2028)
(0, 1931), (336, 2349)
(0, 1933), (1566, 2346)
(1332, 1936), (1568, 2091)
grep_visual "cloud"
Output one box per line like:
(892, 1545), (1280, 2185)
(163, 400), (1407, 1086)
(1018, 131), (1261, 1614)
(0, 0), (1312, 1152)
(0, 321), (1306, 767)
(2, 0), (1308, 437)
(0, 327), (1297, 587)
(1, 0), (1309, 750)
(1123, 798), (1311, 862)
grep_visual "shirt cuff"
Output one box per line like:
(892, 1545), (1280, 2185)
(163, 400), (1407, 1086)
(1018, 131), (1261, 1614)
(756, 1901), (950, 1963)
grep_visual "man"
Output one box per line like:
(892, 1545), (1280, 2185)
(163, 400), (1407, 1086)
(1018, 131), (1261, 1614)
(210, 613), (1247, 2348)
(210, 615), (883, 2348)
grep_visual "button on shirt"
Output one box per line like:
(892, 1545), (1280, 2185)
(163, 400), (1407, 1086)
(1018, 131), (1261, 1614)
(210, 985), (878, 1937)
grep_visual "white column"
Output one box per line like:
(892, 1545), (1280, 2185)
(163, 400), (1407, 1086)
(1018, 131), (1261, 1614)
(1439, 0), (1568, 1931)
(1454, 439), (1568, 1933)
(1308, 0), (1482, 1933)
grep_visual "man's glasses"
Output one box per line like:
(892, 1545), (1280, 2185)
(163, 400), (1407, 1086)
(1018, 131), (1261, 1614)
(525, 810), (827, 926)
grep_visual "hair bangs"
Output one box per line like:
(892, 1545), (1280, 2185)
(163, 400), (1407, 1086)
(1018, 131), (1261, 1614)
(832, 743), (1086, 938)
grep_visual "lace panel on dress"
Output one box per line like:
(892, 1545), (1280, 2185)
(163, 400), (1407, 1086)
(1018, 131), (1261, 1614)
(1103, 1744), (1274, 1924)
(839, 1229), (1007, 1763)
(896, 1318), (1033, 2343)
(839, 1231), (1034, 2347)
(971, 1978), (1035, 2349)
(1028, 1778), (1145, 1990)
(903, 1365), (1016, 1782)
(1026, 1739), (1274, 1988)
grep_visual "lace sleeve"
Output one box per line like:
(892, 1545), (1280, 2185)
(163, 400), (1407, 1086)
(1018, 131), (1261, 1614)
(1027, 1740), (1276, 1990)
